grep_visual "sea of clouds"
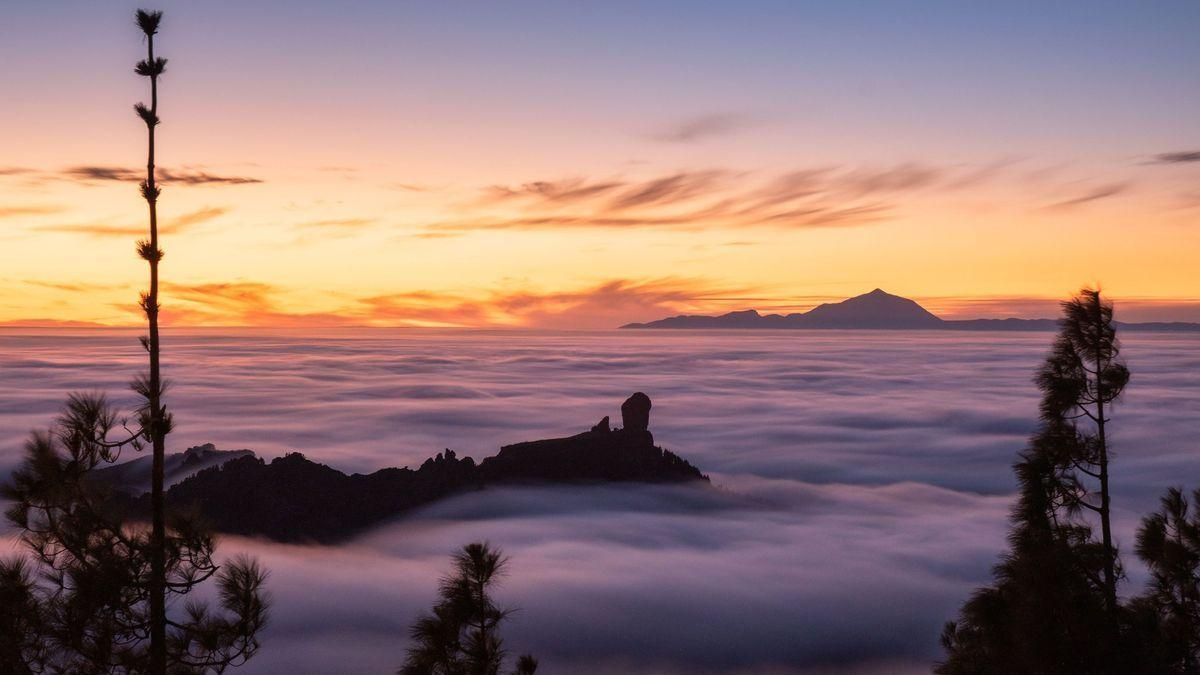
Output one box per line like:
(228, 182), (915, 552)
(1, 328), (1198, 673)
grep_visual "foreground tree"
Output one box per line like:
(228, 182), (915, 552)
(0, 10), (269, 673)
(937, 289), (1132, 673)
(0, 397), (270, 672)
(400, 542), (538, 675)
(1132, 487), (1200, 672)
(1035, 288), (1129, 613)
(937, 448), (1112, 673)
(133, 8), (172, 669)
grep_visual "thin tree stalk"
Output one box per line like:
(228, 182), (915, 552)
(141, 22), (167, 674)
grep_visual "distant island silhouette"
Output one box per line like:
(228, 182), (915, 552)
(622, 288), (1200, 331)
(102, 393), (708, 543)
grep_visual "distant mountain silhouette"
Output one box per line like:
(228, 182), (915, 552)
(104, 394), (707, 543)
(799, 288), (942, 328)
(623, 289), (1200, 331)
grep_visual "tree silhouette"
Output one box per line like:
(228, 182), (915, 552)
(1132, 487), (1200, 671)
(0, 10), (269, 673)
(400, 542), (538, 675)
(936, 447), (1112, 673)
(0, 396), (269, 672)
(1034, 288), (1129, 615)
(937, 289), (1131, 673)
(133, 9), (172, 670)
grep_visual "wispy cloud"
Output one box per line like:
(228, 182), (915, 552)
(158, 282), (359, 327)
(60, 166), (143, 182)
(61, 166), (263, 185)
(1043, 181), (1130, 210)
(389, 183), (431, 192)
(174, 206), (230, 226)
(295, 217), (377, 229)
(649, 113), (755, 143)
(0, 166), (264, 186)
(365, 278), (744, 329)
(148, 278), (743, 329)
(1148, 150), (1200, 164)
(36, 206), (229, 238)
(23, 280), (128, 293)
(0, 205), (61, 218)
(431, 164), (955, 234)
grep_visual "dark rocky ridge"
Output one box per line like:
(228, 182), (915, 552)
(110, 393), (707, 543)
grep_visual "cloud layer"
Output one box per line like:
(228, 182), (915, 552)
(2, 330), (1199, 672)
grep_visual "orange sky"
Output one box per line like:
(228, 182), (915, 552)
(2, 2), (1198, 328)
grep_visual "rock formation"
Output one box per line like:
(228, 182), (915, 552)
(621, 392), (652, 432)
(105, 394), (707, 543)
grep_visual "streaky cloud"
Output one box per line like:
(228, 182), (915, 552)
(34, 206), (229, 238)
(142, 277), (745, 329)
(1043, 181), (1130, 210)
(1149, 150), (1200, 164)
(295, 217), (377, 229)
(432, 165), (941, 234)
(0, 204), (61, 218)
(649, 112), (755, 143)
(60, 165), (263, 185)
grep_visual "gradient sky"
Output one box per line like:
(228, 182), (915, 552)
(2, 0), (1198, 327)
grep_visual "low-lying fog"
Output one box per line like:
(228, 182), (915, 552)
(2, 329), (1198, 673)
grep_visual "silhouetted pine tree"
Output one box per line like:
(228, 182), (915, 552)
(0, 396), (270, 672)
(1035, 288), (1129, 614)
(400, 542), (538, 675)
(1130, 487), (1200, 672)
(937, 289), (1132, 673)
(937, 448), (1112, 673)
(0, 10), (269, 673)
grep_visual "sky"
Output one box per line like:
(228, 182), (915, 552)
(2, 0), (1198, 327)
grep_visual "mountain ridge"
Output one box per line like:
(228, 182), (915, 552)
(623, 290), (1200, 332)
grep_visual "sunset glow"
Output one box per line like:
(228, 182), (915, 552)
(6, 5), (1200, 673)
(3, 1), (1198, 328)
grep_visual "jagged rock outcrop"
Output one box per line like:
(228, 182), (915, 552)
(108, 394), (707, 543)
